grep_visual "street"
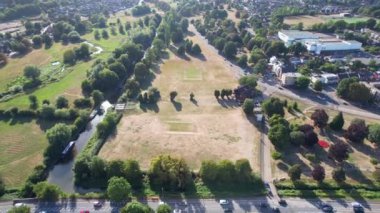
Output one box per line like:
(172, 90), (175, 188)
(2, 198), (380, 212)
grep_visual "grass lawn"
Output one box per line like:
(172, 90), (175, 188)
(284, 15), (378, 28)
(0, 43), (76, 92)
(0, 119), (48, 188)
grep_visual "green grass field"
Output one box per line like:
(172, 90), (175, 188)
(0, 43), (76, 92)
(0, 119), (48, 187)
(184, 68), (202, 80)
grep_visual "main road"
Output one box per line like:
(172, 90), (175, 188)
(2, 198), (380, 212)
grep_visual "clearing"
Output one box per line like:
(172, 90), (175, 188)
(99, 26), (261, 171)
(0, 119), (48, 187)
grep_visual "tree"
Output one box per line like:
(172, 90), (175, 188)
(28, 95), (38, 109)
(190, 92), (194, 101)
(149, 155), (191, 190)
(33, 182), (61, 201)
(329, 112), (344, 131)
(242, 98), (254, 114)
(124, 160), (143, 189)
(328, 142), (349, 162)
(107, 160), (125, 178)
(63, 49), (76, 65)
(310, 109), (329, 129)
(107, 177), (132, 202)
(239, 75), (257, 89)
(268, 124), (290, 148)
(199, 160), (219, 183)
(32, 35), (42, 48)
(288, 164), (302, 181)
(345, 119), (368, 143)
(366, 18), (377, 29)
(134, 62), (150, 82)
(177, 45), (185, 56)
(7, 206), (31, 213)
(254, 59), (267, 74)
(171, 31), (183, 43)
(170, 91), (178, 102)
(55, 96), (69, 109)
(214, 90), (220, 99)
(180, 19), (189, 32)
(75, 43), (91, 60)
(304, 130), (318, 147)
(312, 165), (325, 183)
(373, 167), (380, 182)
(94, 30), (101, 40)
(0, 176), (4, 197)
(332, 167), (346, 183)
(191, 44), (202, 55)
(23, 66), (41, 80)
(102, 29), (109, 39)
(289, 131), (305, 146)
(336, 77), (358, 98)
(262, 97), (285, 117)
(223, 41), (237, 59)
(92, 90), (104, 107)
(109, 62), (127, 79)
(68, 31), (81, 43)
(121, 201), (153, 213)
(348, 82), (371, 104)
(94, 69), (120, 91)
(235, 159), (253, 183)
(237, 55), (248, 68)
(157, 203), (172, 213)
(295, 76), (310, 90)
(289, 42), (306, 56)
(368, 124), (380, 145)
(0, 53), (8, 66)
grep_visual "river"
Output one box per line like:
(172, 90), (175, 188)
(47, 101), (112, 193)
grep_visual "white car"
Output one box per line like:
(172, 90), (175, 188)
(219, 199), (229, 205)
(14, 203), (26, 207)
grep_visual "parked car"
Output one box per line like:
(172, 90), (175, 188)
(93, 201), (102, 208)
(278, 199), (287, 206)
(352, 202), (364, 213)
(14, 203), (26, 207)
(219, 199), (229, 205)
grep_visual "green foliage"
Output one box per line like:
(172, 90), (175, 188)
(238, 75), (257, 89)
(242, 98), (254, 114)
(131, 5), (151, 16)
(0, 176), (4, 197)
(23, 66), (41, 80)
(332, 167), (346, 183)
(368, 124), (380, 144)
(253, 59), (267, 74)
(262, 97), (285, 117)
(91, 90), (104, 107)
(149, 155), (191, 190)
(295, 76), (310, 90)
(305, 153), (316, 162)
(289, 131), (305, 146)
(329, 112), (344, 131)
(169, 91), (178, 102)
(344, 119), (368, 143)
(311, 165), (325, 182)
(288, 164), (302, 181)
(121, 201), (153, 213)
(373, 167), (380, 182)
(214, 90), (220, 99)
(348, 82), (372, 104)
(271, 151), (282, 160)
(223, 41), (237, 59)
(107, 177), (132, 202)
(55, 96), (69, 109)
(313, 80), (323, 92)
(44, 123), (72, 166)
(157, 203), (172, 213)
(336, 77), (359, 98)
(33, 182), (62, 201)
(7, 206), (31, 213)
(191, 44), (202, 55)
(63, 49), (76, 65)
(134, 62), (150, 83)
(269, 123), (290, 148)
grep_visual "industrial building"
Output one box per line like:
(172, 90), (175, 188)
(278, 30), (362, 54)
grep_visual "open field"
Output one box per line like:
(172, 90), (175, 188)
(0, 43), (76, 92)
(284, 15), (376, 28)
(100, 29), (261, 171)
(0, 119), (48, 187)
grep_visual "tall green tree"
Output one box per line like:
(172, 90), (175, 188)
(107, 177), (132, 202)
(33, 182), (62, 201)
(329, 112), (344, 131)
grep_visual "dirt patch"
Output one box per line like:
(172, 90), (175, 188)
(284, 15), (326, 28)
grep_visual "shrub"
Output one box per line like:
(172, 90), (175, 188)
(332, 167), (346, 183)
(310, 109), (329, 128)
(328, 142), (349, 162)
(272, 151), (282, 160)
(288, 164), (302, 181)
(329, 112), (344, 131)
(289, 131), (305, 146)
(311, 165), (325, 182)
(242, 98), (254, 114)
(344, 119), (368, 143)
(305, 153), (316, 162)
(371, 158), (379, 165)
(368, 124), (380, 144)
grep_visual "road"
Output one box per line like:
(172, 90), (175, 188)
(2, 198), (380, 212)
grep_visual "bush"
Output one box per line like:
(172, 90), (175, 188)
(305, 153), (316, 162)
(311, 165), (325, 182)
(271, 151), (282, 160)
(344, 119), (368, 143)
(74, 98), (92, 108)
(368, 124), (380, 144)
(310, 109), (329, 128)
(242, 98), (254, 114)
(288, 164), (302, 181)
(329, 112), (344, 131)
(107, 177), (132, 202)
(289, 131), (305, 146)
(63, 49), (76, 65)
(371, 158), (378, 165)
(332, 167), (346, 183)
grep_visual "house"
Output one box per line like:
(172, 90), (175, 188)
(281, 73), (302, 86)
(320, 73), (339, 84)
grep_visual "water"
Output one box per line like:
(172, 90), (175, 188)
(47, 101), (112, 193)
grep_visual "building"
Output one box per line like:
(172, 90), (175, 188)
(304, 39), (362, 55)
(278, 30), (362, 54)
(281, 73), (302, 86)
(320, 73), (339, 84)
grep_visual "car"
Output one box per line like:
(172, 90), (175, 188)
(278, 199), (287, 206)
(93, 201), (102, 208)
(219, 199), (229, 205)
(259, 202), (268, 208)
(272, 206), (280, 212)
(321, 204), (333, 213)
(14, 203), (26, 207)
(352, 202), (364, 213)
